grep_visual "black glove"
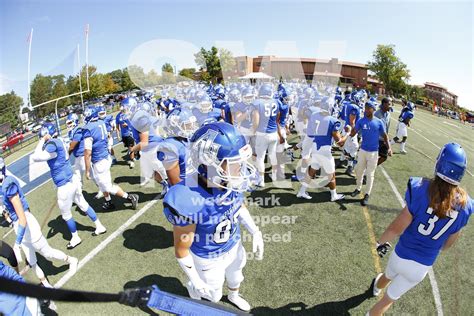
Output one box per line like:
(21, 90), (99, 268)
(376, 242), (391, 258)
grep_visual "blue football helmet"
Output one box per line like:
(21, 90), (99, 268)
(214, 87), (225, 99)
(303, 87), (314, 100)
(83, 106), (99, 123)
(406, 102), (414, 111)
(66, 113), (79, 131)
(258, 84), (273, 98)
(39, 122), (58, 138)
(242, 87), (255, 104)
(165, 107), (198, 139)
(435, 143), (467, 185)
(228, 89), (241, 103)
(97, 105), (106, 119)
(400, 110), (414, 121)
(195, 90), (213, 113)
(121, 97), (137, 112)
(190, 121), (256, 193)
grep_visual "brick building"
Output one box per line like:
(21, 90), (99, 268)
(423, 82), (457, 108)
(233, 55), (385, 94)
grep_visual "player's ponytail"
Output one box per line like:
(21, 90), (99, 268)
(429, 176), (468, 218)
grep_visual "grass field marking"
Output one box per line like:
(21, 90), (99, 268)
(379, 166), (444, 316)
(54, 194), (161, 289)
(361, 205), (382, 274)
(442, 121), (459, 129)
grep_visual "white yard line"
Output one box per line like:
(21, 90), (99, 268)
(54, 194), (161, 288)
(379, 166), (444, 316)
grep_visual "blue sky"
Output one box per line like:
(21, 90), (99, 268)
(1, 0), (472, 109)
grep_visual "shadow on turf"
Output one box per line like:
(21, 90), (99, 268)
(114, 175), (141, 185)
(123, 223), (173, 252)
(46, 215), (95, 240)
(81, 191), (159, 213)
(251, 289), (373, 315)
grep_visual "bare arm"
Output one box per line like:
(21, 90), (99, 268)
(84, 137), (93, 179)
(173, 224), (196, 258)
(378, 206), (413, 244)
(11, 194), (27, 229)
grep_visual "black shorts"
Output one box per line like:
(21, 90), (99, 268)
(379, 141), (389, 158)
(122, 135), (135, 148)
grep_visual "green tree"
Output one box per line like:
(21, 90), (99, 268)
(108, 69), (124, 91)
(178, 68), (196, 80)
(367, 44), (410, 95)
(0, 91), (23, 128)
(194, 46), (234, 83)
(30, 74), (54, 116)
(121, 68), (138, 91)
(127, 65), (146, 89)
(161, 63), (174, 74)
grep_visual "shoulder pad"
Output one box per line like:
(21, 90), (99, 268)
(163, 184), (204, 224)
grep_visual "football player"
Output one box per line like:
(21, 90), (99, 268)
(296, 97), (346, 201)
(163, 122), (264, 312)
(348, 101), (392, 206)
(0, 157), (78, 289)
(193, 90), (222, 126)
(32, 123), (106, 248)
(368, 143), (472, 316)
(252, 83), (281, 187)
(128, 103), (169, 195)
(275, 86), (292, 180)
(157, 107), (198, 186)
(116, 97), (137, 168)
(83, 106), (139, 211)
(98, 105), (117, 165)
(338, 90), (361, 176)
(391, 109), (414, 154)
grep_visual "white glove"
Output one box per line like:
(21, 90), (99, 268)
(252, 230), (264, 260)
(186, 279), (213, 301)
(13, 243), (23, 264)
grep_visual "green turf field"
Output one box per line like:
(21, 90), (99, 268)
(2, 105), (473, 315)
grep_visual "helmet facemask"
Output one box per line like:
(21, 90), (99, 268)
(199, 100), (213, 113)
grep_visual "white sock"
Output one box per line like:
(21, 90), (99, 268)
(122, 192), (129, 199)
(299, 183), (308, 194)
(330, 189), (337, 199)
(71, 232), (80, 239)
(228, 289), (239, 298)
(347, 160), (354, 168)
(94, 219), (103, 227)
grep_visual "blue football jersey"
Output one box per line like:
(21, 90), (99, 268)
(157, 137), (194, 181)
(163, 182), (243, 258)
(83, 120), (110, 163)
(396, 177), (473, 266)
(278, 101), (289, 127)
(213, 99), (227, 110)
(253, 98), (279, 133)
(115, 113), (131, 137)
(355, 117), (386, 152)
(342, 102), (360, 127)
(1, 176), (30, 222)
(44, 138), (73, 187)
(192, 107), (221, 126)
(68, 126), (85, 158)
(222, 102), (235, 124)
(0, 261), (30, 316)
(102, 115), (115, 133)
(233, 102), (253, 129)
(310, 112), (341, 149)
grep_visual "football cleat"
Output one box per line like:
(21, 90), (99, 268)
(92, 224), (107, 236)
(345, 165), (354, 176)
(67, 236), (82, 250)
(228, 293), (251, 312)
(297, 191), (312, 200)
(128, 194), (139, 210)
(95, 191), (104, 199)
(371, 273), (383, 297)
(331, 193), (345, 202)
(350, 189), (361, 197)
(361, 194), (370, 206)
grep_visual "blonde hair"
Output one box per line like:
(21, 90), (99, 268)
(429, 176), (468, 218)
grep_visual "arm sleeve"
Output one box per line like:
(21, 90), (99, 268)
(31, 139), (57, 162)
(84, 137), (93, 150)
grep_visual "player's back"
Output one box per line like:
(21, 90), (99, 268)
(311, 112), (341, 149)
(163, 181), (243, 258)
(157, 137), (194, 180)
(69, 126), (85, 158)
(1, 176), (30, 220)
(44, 138), (73, 187)
(84, 120), (109, 163)
(397, 177), (473, 266)
(254, 98), (279, 133)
